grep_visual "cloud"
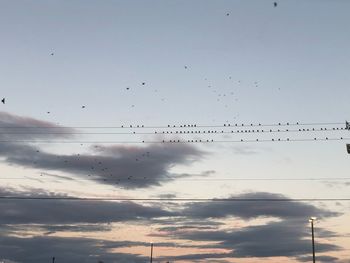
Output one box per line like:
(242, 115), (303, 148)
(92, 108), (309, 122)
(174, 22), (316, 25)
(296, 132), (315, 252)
(0, 112), (207, 188)
(0, 199), (172, 225)
(1, 143), (205, 188)
(182, 192), (339, 220)
(0, 111), (74, 140)
(3, 223), (113, 235)
(155, 193), (178, 198)
(157, 192), (341, 262)
(0, 235), (148, 263)
(0, 233), (219, 263)
(162, 220), (340, 261)
(0, 188), (343, 262)
(0, 186), (173, 225)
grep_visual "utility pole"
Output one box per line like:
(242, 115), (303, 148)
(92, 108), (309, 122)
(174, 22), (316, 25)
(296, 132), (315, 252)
(150, 243), (153, 263)
(309, 217), (317, 263)
(52, 257), (55, 263)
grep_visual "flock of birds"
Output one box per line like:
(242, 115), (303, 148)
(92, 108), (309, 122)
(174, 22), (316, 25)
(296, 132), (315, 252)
(34, 148), (155, 185)
(0, 1), (280, 113)
(1, 0), (348, 186)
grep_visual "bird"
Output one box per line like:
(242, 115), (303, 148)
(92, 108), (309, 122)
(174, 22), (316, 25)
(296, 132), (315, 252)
(126, 87), (130, 90)
(1, 98), (5, 104)
(47, 111), (50, 114)
(226, 13), (230, 16)
(142, 82), (146, 85)
(274, 2), (277, 7)
(82, 105), (85, 109)
(50, 53), (54, 56)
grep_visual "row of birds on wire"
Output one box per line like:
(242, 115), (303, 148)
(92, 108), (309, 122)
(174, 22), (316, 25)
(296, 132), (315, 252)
(1, 127), (346, 135)
(0, 120), (347, 129)
(1, 137), (349, 144)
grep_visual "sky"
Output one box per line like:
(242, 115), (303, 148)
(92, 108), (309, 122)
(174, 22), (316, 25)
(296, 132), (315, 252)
(0, 0), (350, 262)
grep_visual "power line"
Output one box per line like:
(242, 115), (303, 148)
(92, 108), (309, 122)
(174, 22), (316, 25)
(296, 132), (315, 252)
(2, 177), (350, 182)
(0, 196), (349, 202)
(0, 137), (348, 144)
(0, 126), (345, 135)
(0, 121), (346, 129)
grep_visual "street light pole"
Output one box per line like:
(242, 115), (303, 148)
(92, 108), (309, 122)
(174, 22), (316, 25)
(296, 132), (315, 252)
(309, 217), (317, 263)
(150, 243), (153, 263)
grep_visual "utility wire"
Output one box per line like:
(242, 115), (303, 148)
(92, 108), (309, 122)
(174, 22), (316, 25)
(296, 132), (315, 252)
(0, 121), (346, 129)
(0, 137), (348, 144)
(0, 127), (345, 135)
(2, 177), (350, 182)
(0, 196), (349, 202)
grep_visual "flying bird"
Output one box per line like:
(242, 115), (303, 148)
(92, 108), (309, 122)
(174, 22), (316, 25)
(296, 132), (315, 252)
(50, 53), (54, 56)
(1, 98), (4, 104)
(274, 2), (277, 7)
(142, 82), (146, 85)
(82, 105), (86, 109)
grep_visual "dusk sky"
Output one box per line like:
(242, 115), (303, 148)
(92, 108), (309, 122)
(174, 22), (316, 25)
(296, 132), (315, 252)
(0, 0), (350, 262)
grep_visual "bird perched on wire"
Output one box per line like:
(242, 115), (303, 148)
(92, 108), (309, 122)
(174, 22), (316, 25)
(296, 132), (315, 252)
(1, 98), (5, 104)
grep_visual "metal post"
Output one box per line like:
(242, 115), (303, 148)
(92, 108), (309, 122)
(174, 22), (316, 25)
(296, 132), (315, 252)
(150, 243), (153, 263)
(310, 219), (316, 263)
(52, 257), (55, 263)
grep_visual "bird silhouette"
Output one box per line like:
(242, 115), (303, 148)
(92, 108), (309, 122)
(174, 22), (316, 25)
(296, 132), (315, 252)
(82, 105), (85, 108)
(1, 98), (5, 104)
(50, 53), (54, 56)
(274, 2), (277, 7)
(142, 82), (146, 85)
